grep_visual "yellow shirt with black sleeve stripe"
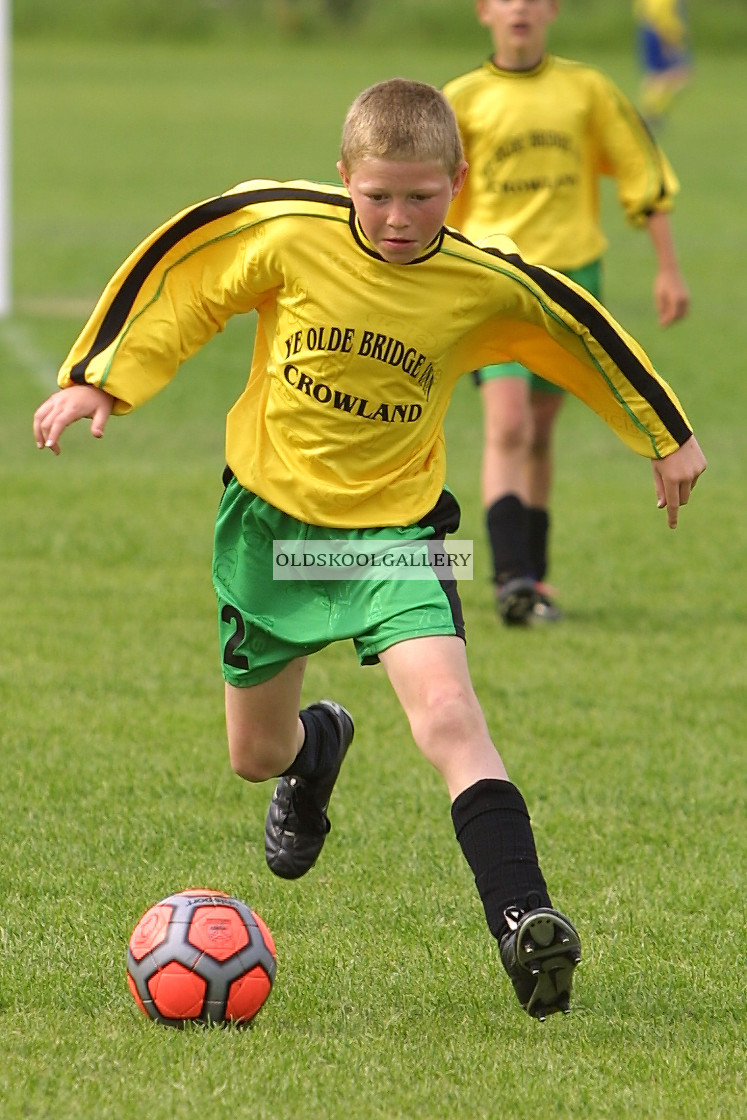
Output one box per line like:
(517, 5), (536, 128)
(444, 55), (679, 270)
(57, 178), (692, 530)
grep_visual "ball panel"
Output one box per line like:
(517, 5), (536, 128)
(225, 965), (273, 1023)
(188, 905), (250, 961)
(251, 910), (277, 959)
(126, 972), (149, 1017)
(128, 904), (173, 961)
(149, 961), (206, 1020)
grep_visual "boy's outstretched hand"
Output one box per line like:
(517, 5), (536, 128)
(652, 435), (707, 528)
(653, 266), (690, 327)
(33, 384), (115, 456)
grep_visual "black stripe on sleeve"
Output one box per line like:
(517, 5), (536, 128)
(70, 186), (351, 383)
(452, 231), (691, 447)
(621, 99), (672, 216)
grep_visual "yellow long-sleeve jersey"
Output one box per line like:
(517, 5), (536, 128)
(58, 178), (692, 528)
(444, 55), (679, 269)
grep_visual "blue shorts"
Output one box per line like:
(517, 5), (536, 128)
(639, 27), (690, 73)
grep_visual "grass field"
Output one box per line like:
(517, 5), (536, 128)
(2, 31), (746, 1120)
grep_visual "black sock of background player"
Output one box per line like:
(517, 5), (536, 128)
(486, 494), (532, 584)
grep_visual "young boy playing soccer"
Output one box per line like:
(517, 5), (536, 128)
(444, 0), (691, 625)
(33, 78), (705, 1021)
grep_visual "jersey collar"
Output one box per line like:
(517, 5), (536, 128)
(348, 210), (444, 265)
(484, 54), (550, 80)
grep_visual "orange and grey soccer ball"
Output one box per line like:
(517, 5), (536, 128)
(126, 889), (277, 1027)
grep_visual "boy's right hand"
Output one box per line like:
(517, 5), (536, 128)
(651, 434), (707, 529)
(33, 384), (115, 456)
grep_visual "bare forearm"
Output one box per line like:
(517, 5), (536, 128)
(647, 211), (690, 325)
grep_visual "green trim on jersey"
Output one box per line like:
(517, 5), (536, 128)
(477, 259), (602, 391)
(213, 479), (464, 687)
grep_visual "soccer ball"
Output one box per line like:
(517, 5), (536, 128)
(126, 888), (277, 1027)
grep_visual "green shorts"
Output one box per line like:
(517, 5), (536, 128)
(474, 259), (603, 392)
(213, 477), (466, 687)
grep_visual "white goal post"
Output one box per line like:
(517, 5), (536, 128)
(0, 0), (10, 317)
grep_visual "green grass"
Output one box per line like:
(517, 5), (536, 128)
(2, 34), (746, 1120)
(12, 0), (747, 53)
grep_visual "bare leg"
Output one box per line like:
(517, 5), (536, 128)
(527, 389), (564, 510)
(224, 656), (307, 782)
(480, 376), (532, 509)
(379, 634), (508, 799)
(480, 376), (537, 619)
(526, 390), (565, 615)
(380, 633), (579, 1018)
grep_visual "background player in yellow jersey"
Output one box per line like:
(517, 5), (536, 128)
(33, 79), (705, 1021)
(634, 0), (693, 127)
(444, 0), (691, 625)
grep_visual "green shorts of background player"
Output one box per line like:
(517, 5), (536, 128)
(476, 259), (601, 626)
(32, 78), (705, 1022)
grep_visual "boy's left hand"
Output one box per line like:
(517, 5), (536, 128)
(654, 267), (690, 326)
(652, 435), (706, 528)
(33, 384), (115, 456)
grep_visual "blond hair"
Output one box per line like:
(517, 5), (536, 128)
(340, 78), (464, 175)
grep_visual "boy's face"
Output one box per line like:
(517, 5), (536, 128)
(338, 158), (468, 264)
(477, 0), (558, 66)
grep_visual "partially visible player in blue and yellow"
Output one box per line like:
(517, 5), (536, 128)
(444, 0), (691, 625)
(33, 79), (705, 1021)
(635, 0), (693, 127)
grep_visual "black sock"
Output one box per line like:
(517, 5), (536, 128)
(527, 506), (550, 583)
(451, 779), (551, 942)
(281, 705), (338, 780)
(486, 494), (531, 584)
